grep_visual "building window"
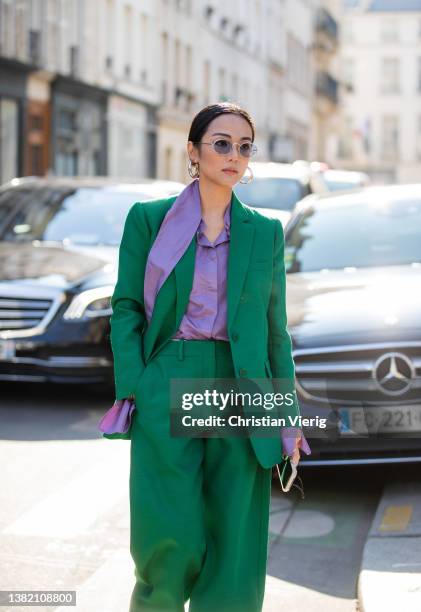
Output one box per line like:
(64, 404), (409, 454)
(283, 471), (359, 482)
(30, 144), (43, 175)
(15, 1), (28, 60)
(231, 74), (239, 101)
(341, 20), (354, 44)
(56, 107), (78, 176)
(124, 5), (133, 80)
(186, 44), (192, 101)
(418, 57), (421, 93)
(218, 67), (226, 100)
(175, 0), (190, 12)
(0, 98), (19, 184)
(287, 33), (310, 95)
(342, 58), (355, 92)
(381, 116), (399, 160)
(164, 146), (173, 180)
(203, 60), (210, 105)
(105, 0), (115, 73)
(55, 97), (103, 176)
(161, 32), (168, 104)
(337, 116), (353, 160)
(380, 19), (399, 43)
(287, 118), (308, 161)
(29, 114), (43, 131)
(417, 116), (421, 161)
(140, 13), (148, 84)
(381, 58), (400, 94)
(174, 39), (181, 106)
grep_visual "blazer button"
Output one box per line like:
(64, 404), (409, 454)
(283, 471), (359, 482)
(239, 368), (247, 377)
(232, 332), (239, 342)
(240, 294), (246, 303)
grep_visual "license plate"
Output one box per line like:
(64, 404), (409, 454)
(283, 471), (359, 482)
(0, 339), (15, 360)
(339, 405), (421, 434)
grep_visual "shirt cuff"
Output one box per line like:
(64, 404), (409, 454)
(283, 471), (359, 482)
(120, 396), (135, 404)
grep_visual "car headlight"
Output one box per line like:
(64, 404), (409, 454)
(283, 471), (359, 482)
(63, 286), (114, 320)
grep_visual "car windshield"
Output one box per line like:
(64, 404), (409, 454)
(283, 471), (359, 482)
(234, 177), (307, 211)
(0, 186), (170, 246)
(285, 196), (421, 272)
(324, 179), (361, 192)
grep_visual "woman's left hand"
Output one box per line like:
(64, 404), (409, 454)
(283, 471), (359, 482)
(291, 433), (304, 465)
(281, 427), (312, 465)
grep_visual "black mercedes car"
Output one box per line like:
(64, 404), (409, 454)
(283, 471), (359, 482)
(285, 184), (421, 465)
(0, 176), (184, 390)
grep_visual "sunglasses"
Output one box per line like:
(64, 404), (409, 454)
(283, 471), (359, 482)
(194, 139), (258, 158)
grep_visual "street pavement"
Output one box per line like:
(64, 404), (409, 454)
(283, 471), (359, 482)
(358, 481), (421, 612)
(1, 384), (419, 611)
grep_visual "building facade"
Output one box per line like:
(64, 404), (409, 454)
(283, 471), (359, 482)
(0, 0), (158, 182)
(0, 0), (331, 184)
(333, 0), (421, 182)
(310, 0), (340, 163)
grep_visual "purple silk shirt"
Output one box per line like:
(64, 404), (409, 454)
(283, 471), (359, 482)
(173, 203), (231, 340)
(124, 193), (311, 458)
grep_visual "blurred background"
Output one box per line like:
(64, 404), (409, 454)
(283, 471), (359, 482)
(1, 0), (420, 185)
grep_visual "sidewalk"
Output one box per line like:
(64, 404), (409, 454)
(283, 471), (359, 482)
(358, 481), (421, 612)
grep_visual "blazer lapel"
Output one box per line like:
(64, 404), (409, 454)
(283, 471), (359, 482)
(174, 234), (197, 331)
(227, 190), (254, 332)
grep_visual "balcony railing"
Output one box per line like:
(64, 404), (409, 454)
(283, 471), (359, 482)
(315, 71), (339, 104)
(315, 7), (339, 43)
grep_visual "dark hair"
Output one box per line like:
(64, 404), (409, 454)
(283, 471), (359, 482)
(188, 102), (255, 148)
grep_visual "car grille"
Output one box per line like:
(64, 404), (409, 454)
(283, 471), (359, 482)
(0, 295), (54, 331)
(294, 343), (421, 405)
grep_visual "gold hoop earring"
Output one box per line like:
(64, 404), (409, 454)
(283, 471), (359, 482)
(239, 166), (253, 184)
(188, 159), (200, 178)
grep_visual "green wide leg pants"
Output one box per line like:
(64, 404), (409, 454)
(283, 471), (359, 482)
(129, 339), (273, 612)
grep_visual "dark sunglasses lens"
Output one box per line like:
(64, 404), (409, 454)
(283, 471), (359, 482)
(213, 139), (232, 154)
(239, 143), (253, 157)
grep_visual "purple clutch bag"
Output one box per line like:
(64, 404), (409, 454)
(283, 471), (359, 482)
(98, 398), (136, 434)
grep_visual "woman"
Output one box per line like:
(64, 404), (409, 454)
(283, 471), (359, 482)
(104, 102), (311, 612)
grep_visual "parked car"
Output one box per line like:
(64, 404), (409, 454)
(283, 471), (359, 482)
(283, 183), (421, 465)
(0, 176), (185, 390)
(314, 168), (371, 193)
(234, 161), (316, 227)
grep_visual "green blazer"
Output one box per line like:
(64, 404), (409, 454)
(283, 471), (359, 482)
(107, 189), (302, 469)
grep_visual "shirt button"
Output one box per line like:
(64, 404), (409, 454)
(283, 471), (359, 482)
(232, 332), (239, 342)
(239, 368), (247, 377)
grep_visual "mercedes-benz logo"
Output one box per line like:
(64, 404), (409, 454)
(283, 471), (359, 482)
(372, 352), (415, 396)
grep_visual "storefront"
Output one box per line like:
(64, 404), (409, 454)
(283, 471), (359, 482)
(51, 78), (107, 176)
(0, 60), (27, 184)
(107, 95), (157, 179)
